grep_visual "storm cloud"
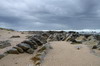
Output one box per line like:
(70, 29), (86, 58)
(0, 0), (100, 30)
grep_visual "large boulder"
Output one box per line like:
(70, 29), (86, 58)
(17, 43), (31, 51)
(7, 48), (19, 54)
(0, 40), (11, 49)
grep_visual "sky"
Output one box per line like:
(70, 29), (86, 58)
(0, 0), (100, 31)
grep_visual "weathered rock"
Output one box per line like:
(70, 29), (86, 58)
(71, 39), (82, 44)
(92, 42), (100, 50)
(31, 40), (38, 48)
(7, 48), (19, 54)
(13, 46), (24, 53)
(31, 37), (43, 46)
(94, 35), (100, 40)
(92, 45), (98, 49)
(17, 43), (31, 51)
(38, 43), (53, 53)
(33, 34), (47, 44)
(0, 54), (5, 59)
(22, 40), (37, 49)
(10, 36), (20, 38)
(0, 40), (11, 49)
(38, 46), (46, 53)
(26, 48), (34, 54)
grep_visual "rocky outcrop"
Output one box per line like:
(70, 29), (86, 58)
(47, 32), (67, 42)
(31, 43), (53, 66)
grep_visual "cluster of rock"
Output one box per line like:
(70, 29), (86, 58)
(65, 31), (100, 51)
(0, 40), (11, 49)
(47, 32), (67, 42)
(65, 31), (83, 44)
(6, 36), (45, 54)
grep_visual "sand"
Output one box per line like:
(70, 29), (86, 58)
(0, 41), (100, 66)
(42, 41), (100, 66)
(0, 29), (100, 66)
(0, 30), (28, 54)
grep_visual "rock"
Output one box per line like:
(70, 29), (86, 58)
(38, 46), (46, 53)
(33, 34), (47, 44)
(94, 35), (100, 40)
(22, 40), (37, 49)
(0, 54), (5, 59)
(10, 36), (20, 38)
(7, 48), (19, 54)
(31, 37), (43, 46)
(31, 40), (38, 48)
(13, 46), (24, 53)
(31, 54), (43, 66)
(0, 40), (11, 49)
(26, 48), (34, 54)
(17, 43), (31, 51)
(71, 39), (82, 44)
(92, 45), (98, 49)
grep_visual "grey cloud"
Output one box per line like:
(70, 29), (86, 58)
(0, 0), (100, 30)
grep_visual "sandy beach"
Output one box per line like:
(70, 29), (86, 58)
(0, 29), (100, 66)
(42, 41), (100, 66)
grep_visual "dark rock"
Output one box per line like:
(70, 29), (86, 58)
(33, 34), (47, 44)
(92, 45), (98, 49)
(31, 37), (43, 46)
(0, 40), (11, 49)
(26, 48), (34, 54)
(22, 40), (37, 49)
(10, 36), (20, 38)
(94, 35), (100, 40)
(17, 43), (31, 51)
(7, 48), (19, 54)
(0, 54), (5, 59)
(13, 46), (24, 53)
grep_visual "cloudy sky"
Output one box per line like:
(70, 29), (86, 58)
(0, 0), (100, 31)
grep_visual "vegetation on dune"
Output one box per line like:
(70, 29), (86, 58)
(0, 27), (15, 31)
